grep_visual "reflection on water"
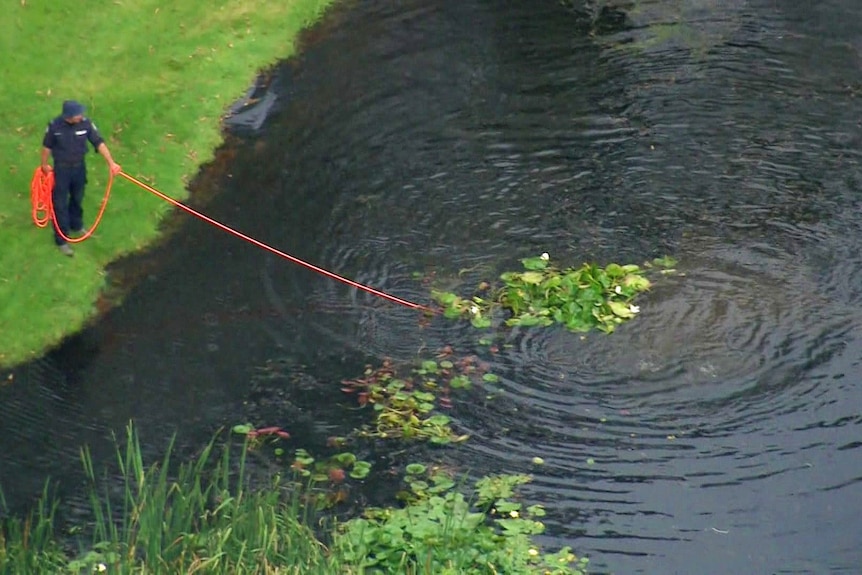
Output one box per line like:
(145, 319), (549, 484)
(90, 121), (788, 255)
(4, 0), (862, 572)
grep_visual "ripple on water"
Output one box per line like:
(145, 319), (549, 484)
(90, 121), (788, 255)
(0, 356), (106, 513)
(477, 245), (854, 427)
(443, 242), (857, 501)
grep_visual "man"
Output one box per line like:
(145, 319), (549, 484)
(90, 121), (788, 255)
(41, 100), (121, 256)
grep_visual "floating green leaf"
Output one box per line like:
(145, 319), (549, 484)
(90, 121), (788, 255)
(521, 256), (549, 271)
(623, 274), (651, 291)
(449, 375), (472, 389)
(604, 263), (625, 277)
(519, 271), (545, 285)
(332, 452), (357, 466)
(350, 461), (372, 479)
(427, 414), (451, 426)
(607, 301), (635, 318)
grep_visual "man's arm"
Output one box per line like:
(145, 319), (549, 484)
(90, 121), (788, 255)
(41, 147), (52, 174)
(97, 142), (121, 175)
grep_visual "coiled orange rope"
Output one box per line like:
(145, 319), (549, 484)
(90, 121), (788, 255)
(30, 167), (114, 244)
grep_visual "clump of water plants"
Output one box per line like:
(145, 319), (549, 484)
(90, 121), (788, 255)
(290, 448), (371, 482)
(336, 467), (589, 574)
(289, 448), (372, 509)
(433, 253), (676, 334)
(341, 351), (492, 444)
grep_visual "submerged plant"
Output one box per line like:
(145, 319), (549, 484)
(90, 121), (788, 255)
(231, 423), (291, 451)
(286, 448), (372, 509)
(433, 254), (676, 334)
(289, 448), (371, 482)
(341, 352), (492, 445)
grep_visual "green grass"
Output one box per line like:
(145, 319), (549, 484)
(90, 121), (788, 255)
(0, 0), (337, 367)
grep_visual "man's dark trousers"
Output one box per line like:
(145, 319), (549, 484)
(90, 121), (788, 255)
(52, 164), (86, 245)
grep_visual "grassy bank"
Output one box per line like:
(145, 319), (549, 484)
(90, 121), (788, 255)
(0, 425), (588, 574)
(0, 0), (337, 368)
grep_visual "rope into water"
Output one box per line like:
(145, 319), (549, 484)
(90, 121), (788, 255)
(31, 166), (431, 312)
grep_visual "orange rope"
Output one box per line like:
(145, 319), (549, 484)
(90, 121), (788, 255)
(31, 165), (430, 311)
(30, 168), (53, 228)
(30, 167), (114, 244)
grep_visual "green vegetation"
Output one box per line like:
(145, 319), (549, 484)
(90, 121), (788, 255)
(433, 254), (676, 334)
(0, 423), (588, 574)
(0, 0), (337, 368)
(0, 353), (588, 573)
(339, 353), (495, 444)
(1, 425), (338, 574)
(339, 471), (587, 574)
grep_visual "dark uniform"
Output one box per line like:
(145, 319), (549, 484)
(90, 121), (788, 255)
(42, 116), (105, 245)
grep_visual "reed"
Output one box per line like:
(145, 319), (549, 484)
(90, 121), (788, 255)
(1, 425), (337, 574)
(75, 425), (336, 574)
(0, 484), (67, 574)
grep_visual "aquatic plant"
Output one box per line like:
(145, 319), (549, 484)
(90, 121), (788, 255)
(288, 448), (371, 482)
(1, 425), (339, 574)
(0, 485), (67, 573)
(433, 254), (676, 334)
(230, 423), (291, 451)
(280, 448), (373, 510)
(341, 353), (491, 444)
(336, 467), (589, 574)
(229, 422), (372, 510)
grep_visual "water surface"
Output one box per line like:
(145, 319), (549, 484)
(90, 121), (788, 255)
(3, 0), (862, 573)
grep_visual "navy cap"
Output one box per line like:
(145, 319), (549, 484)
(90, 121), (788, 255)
(62, 100), (85, 119)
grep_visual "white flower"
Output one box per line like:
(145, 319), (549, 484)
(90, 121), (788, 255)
(528, 548), (539, 557)
(509, 510), (520, 518)
(94, 564), (107, 573)
(614, 285), (622, 294)
(629, 305), (640, 314)
(470, 305), (480, 315)
(540, 252), (550, 261)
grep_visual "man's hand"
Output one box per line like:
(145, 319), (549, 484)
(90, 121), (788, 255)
(97, 143), (121, 175)
(41, 164), (52, 175)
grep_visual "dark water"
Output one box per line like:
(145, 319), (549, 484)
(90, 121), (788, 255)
(3, 0), (862, 572)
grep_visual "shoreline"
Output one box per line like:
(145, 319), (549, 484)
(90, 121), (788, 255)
(0, 0), (340, 369)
